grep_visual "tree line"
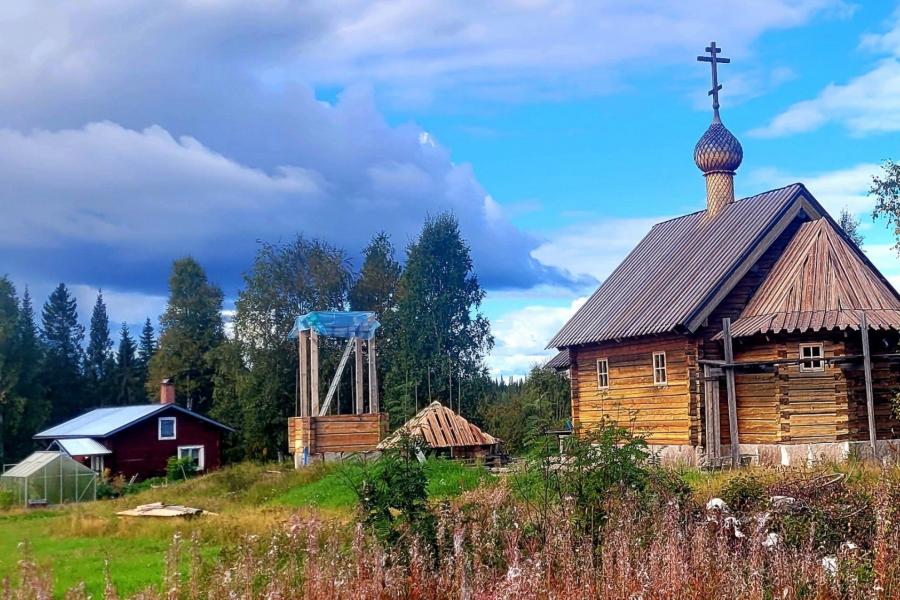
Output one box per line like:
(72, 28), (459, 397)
(1, 212), (570, 464)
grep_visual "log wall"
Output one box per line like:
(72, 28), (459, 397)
(288, 413), (388, 457)
(570, 335), (696, 445)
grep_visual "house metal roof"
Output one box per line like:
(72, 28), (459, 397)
(548, 184), (812, 348)
(51, 438), (112, 456)
(34, 404), (234, 440)
(546, 349), (570, 371)
(723, 218), (900, 337)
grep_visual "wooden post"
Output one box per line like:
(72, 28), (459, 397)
(299, 331), (309, 417)
(723, 318), (740, 467)
(368, 338), (379, 413)
(703, 364), (716, 458)
(861, 312), (877, 454)
(354, 337), (364, 414)
(310, 330), (320, 417)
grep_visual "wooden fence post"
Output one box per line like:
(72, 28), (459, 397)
(723, 318), (740, 467)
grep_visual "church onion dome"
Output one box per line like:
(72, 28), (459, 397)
(694, 119), (743, 174)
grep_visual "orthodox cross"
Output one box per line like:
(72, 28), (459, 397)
(697, 42), (730, 119)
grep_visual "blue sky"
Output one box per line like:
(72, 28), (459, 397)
(2, 1), (899, 377)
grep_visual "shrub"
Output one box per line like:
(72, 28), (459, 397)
(353, 431), (435, 546)
(721, 472), (766, 513)
(166, 456), (198, 481)
(0, 487), (14, 510)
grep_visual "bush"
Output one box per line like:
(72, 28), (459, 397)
(166, 456), (198, 481)
(721, 472), (766, 513)
(354, 432), (435, 546)
(0, 487), (14, 510)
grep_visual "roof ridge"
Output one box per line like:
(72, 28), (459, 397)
(650, 183), (803, 227)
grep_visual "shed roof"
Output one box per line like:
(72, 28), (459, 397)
(548, 184), (819, 348)
(379, 402), (500, 450)
(51, 438), (112, 456)
(289, 311), (380, 341)
(34, 404), (233, 440)
(546, 349), (570, 371)
(724, 218), (900, 337)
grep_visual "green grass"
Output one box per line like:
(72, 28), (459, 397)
(0, 458), (496, 597)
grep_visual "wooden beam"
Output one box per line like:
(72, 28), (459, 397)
(320, 338), (354, 416)
(722, 318), (740, 467)
(310, 329), (320, 417)
(368, 338), (379, 413)
(861, 312), (877, 454)
(299, 330), (309, 417)
(354, 337), (364, 414)
(703, 364), (716, 458)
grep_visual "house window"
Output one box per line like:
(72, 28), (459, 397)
(178, 445), (205, 470)
(158, 417), (177, 440)
(800, 344), (825, 372)
(596, 358), (609, 389)
(653, 352), (667, 385)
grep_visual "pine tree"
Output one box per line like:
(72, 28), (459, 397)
(85, 291), (115, 405)
(385, 213), (493, 427)
(137, 318), (156, 399)
(147, 258), (225, 413)
(839, 207), (864, 248)
(41, 283), (85, 422)
(115, 323), (142, 405)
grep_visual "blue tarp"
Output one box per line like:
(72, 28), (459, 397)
(289, 311), (380, 341)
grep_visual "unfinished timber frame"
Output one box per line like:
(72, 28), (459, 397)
(288, 312), (387, 466)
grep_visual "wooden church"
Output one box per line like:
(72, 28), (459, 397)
(548, 43), (900, 466)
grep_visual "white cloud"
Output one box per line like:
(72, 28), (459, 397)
(746, 163), (878, 216)
(752, 11), (900, 138)
(487, 297), (586, 378)
(531, 217), (659, 282)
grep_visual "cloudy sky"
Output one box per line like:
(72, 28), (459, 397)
(3, 0), (900, 377)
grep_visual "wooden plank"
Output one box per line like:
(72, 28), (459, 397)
(320, 337), (354, 416)
(299, 330), (309, 418)
(723, 318), (740, 466)
(368, 338), (379, 413)
(861, 312), (876, 452)
(354, 338), (364, 414)
(310, 330), (320, 416)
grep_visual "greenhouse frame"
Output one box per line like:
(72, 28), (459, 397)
(0, 451), (97, 506)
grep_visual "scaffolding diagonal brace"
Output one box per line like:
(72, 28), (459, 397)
(319, 338), (355, 416)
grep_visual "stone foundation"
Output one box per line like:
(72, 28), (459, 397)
(648, 439), (900, 467)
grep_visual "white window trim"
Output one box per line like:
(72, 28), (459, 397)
(596, 358), (610, 390)
(653, 351), (667, 386)
(799, 343), (825, 373)
(178, 445), (205, 470)
(158, 416), (177, 440)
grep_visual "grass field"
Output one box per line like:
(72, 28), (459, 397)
(0, 458), (492, 597)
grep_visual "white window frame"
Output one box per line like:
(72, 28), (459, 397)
(799, 343), (825, 372)
(158, 416), (177, 440)
(596, 358), (610, 390)
(177, 445), (205, 470)
(653, 351), (667, 386)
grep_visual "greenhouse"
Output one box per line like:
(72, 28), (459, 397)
(0, 451), (97, 506)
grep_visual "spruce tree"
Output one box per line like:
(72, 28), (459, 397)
(147, 258), (225, 413)
(137, 318), (156, 399)
(114, 323), (142, 405)
(0, 277), (22, 468)
(839, 207), (864, 248)
(85, 291), (115, 405)
(13, 288), (47, 458)
(41, 283), (85, 421)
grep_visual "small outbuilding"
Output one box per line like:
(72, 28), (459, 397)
(379, 401), (501, 459)
(0, 451), (97, 506)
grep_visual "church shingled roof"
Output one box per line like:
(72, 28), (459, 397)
(547, 184), (809, 348)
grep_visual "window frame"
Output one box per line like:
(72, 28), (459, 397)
(158, 416), (177, 441)
(177, 445), (205, 470)
(652, 351), (667, 386)
(799, 343), (825, 373)
(596, 358), (610, 390)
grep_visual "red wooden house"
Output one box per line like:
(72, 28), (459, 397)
(33, 381), (233, 478)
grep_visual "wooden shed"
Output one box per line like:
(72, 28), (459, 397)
(379, 402), (501, 459)
(547, 44), (900, 466)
